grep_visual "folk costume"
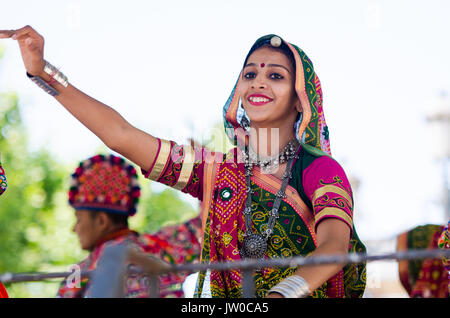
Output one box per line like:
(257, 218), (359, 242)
(0, 155), (7, 298)
(397, 224), (449, 298)
(0, 283), (8, 298)
(438, 221), (450, 294)
(0, 155), (6, 196)
(57, 154), (202, 298)
(141, 35), (366, 298)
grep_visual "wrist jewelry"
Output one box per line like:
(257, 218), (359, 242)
(43, 60), (69, 88)
(26, 61), (69, 97)
(26, 72), (60, 96)
(268, 275), (310, 298)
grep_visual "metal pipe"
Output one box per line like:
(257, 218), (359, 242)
(1, 248), (448, 284)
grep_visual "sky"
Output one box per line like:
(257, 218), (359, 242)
(0, 0), (449, 246)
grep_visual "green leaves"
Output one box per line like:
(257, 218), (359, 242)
(0, 66), (199, 297)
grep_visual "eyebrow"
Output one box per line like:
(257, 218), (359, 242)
(244, 62), (291, 74)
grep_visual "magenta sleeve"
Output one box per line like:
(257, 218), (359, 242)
(302, 156), (354, 235)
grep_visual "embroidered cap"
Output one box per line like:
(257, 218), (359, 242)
(68, 154), (141, 216)
(270, 35), (282, 47)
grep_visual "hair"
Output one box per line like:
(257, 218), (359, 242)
(89, 210), (129, 228)
(243, 35), (296, 73)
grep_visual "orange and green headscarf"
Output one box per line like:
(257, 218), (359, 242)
(223, 34), (331, 155)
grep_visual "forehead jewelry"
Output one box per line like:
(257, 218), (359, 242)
(260, 63), (265, 68)
(270, 36), (282, 47)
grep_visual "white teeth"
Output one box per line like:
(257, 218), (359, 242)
(249, 97), (270, 103)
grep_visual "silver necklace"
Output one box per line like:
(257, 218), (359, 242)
(245, 138), (299, 174)
(240, 143), (299, 259)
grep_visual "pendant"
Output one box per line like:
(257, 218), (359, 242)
(241, 233), (267, 259)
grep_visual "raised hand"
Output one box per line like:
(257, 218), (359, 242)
(0, 25), (159, 173)
(0, 25), (46, 77)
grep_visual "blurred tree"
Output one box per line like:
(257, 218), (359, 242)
(0, 46), (200, 297)
(134, 183), (198, 234)
(0, 91), (69, 271)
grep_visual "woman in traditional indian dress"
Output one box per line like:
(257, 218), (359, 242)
(0, 27), (366, 298)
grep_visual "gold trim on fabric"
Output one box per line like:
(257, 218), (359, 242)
(312, 185), (352, 207)
(315, 207), (353, 228)
(148, 139), (171, 181)
(201, 159), (218, 244)
(173, 145), (195, 190)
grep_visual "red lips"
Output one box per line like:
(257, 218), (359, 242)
(247, 94), (273, 106)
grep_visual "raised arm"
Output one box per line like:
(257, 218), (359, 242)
(0, 26), (158, 171)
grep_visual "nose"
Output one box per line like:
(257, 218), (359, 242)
(251, 74), (267, 90)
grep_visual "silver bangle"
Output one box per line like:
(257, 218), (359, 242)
(268, 275), (310, 298)
(26, 72), (60, 96)
(43, 60), (69, 88)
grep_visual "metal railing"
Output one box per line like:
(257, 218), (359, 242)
(1, 245), (449, 298)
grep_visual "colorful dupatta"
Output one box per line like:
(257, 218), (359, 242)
(223, 34), (331, 155)
(141, 34), (366, 297)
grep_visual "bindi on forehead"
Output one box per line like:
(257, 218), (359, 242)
(260, 63), (265, 68)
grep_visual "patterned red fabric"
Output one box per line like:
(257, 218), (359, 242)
(0, 163), (7, 196)
(57, 217), (202, 298)
(410, 230), (449, 298)
(69, 154), (141, 216)
(142, 141), (366, 297)
(0, 283), (8, 298)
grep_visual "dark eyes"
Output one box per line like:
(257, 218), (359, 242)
(243, 72), (284, 80)
(243, 72), (256, 79)
(269, 73), (284, 80)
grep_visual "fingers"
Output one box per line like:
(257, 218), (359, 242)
(0, 26), (44, 54)
(13, 25), (43, 40)
(0, 25), (42, 41)
(0, 30), (15, 38)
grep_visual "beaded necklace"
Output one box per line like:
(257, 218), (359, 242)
(240, 139), (300, 259)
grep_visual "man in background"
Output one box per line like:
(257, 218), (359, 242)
(57, 154), (202, 298)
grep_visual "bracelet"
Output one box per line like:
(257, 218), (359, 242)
(26, 72), (60, 97)
(268, 275), (310, 298)
(43, 60), (69, 88)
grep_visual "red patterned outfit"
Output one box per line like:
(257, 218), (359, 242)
(57, 154), (202, 298)
(397, 224), (449, 298)
(0, 157), (8, 297)
(57, 217), (202, 298)
(0, 283), (8, 298)
(140, 35), (366, 298)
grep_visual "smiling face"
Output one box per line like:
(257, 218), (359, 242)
(238, 46), (300, 129)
